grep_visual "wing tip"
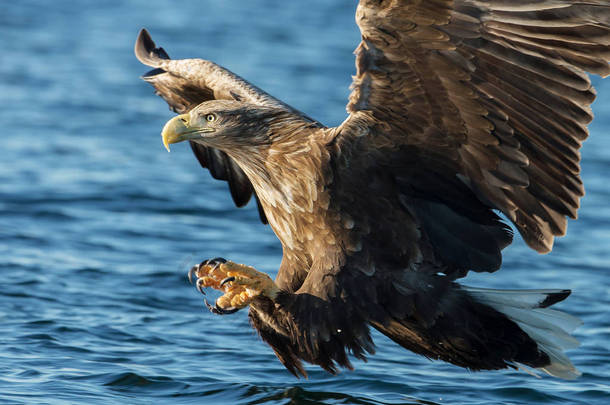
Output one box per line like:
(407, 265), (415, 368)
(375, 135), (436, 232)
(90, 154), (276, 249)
(134, 28), (170, 67)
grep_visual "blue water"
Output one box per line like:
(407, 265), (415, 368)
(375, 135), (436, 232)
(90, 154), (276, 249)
(1, 1), (609, 404)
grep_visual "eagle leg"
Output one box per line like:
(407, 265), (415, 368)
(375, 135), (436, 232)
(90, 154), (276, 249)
(189, 258), (279, 315)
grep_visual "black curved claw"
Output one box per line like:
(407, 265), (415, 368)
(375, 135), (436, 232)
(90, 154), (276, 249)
(204, 298), (239, 315)
(200, 257), (227, 274)
(188, 265), (199, 284)
(205, 257), (227, 266)
(190, 258), (227, 284)
(196, 278), (207, 295)
(220, 276), (235, 287)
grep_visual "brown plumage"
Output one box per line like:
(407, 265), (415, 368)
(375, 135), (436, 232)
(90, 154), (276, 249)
(135, 0), (609, 379)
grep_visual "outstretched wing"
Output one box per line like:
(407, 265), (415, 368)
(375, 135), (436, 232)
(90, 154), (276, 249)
(135, 29), (322, 223)
(342, 0), (610, 253)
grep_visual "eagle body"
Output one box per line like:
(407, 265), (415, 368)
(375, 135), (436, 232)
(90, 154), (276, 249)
(136, 0), (610, 379)
(207, 109), (532, 376)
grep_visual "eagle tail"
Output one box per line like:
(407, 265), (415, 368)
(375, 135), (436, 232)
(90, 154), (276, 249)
(373, 285), (581, 379)
(464, 286), (582, 379)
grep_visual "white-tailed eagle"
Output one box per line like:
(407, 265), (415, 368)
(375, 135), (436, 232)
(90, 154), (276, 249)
(135, 0), (610, 379)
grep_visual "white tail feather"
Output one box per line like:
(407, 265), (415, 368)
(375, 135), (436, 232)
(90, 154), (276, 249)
(465, 286), (582, 379)
(466, 287), (567, 309)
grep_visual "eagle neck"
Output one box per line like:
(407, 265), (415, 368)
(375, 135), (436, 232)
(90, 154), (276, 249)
(232, 126), (336, 254)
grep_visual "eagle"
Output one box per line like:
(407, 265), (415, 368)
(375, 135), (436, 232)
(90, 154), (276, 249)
(135, 0), (609, 380)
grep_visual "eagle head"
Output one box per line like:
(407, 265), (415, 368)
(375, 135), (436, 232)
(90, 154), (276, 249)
(161, 100), (292, 153)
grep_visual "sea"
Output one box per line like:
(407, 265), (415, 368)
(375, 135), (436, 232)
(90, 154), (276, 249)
(1, 1), (609, 404)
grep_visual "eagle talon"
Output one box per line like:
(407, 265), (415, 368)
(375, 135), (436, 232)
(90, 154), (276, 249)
(196, 278), (207, 295)
(188, 265), (198, 284)
(204, 298), (239, 315)
(206, 257), (227, 266)
(220, 276), (235, 287)
(201, 257), (226, 274)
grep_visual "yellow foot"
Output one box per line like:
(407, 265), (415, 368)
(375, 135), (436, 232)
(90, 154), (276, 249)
(188, 258), (279, 315)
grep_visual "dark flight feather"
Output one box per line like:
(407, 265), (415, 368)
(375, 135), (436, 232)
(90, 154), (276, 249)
(346, 0), (609, 253)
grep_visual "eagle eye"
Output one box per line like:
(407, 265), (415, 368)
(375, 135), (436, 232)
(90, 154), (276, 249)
(206, 114), (217, 122)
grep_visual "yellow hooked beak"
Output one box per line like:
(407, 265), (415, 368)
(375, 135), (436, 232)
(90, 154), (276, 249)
(161, 114), (214, 152)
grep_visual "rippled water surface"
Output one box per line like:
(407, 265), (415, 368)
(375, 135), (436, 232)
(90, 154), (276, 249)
(1, 1), (610, 404)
